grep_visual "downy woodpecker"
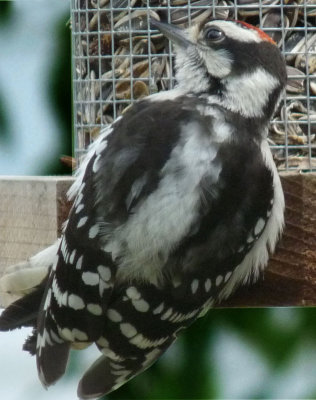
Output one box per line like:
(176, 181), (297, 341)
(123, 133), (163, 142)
(0, 18), (286, 399)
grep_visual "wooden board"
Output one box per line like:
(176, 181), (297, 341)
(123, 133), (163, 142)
(221, 173), (316, 307)
(0, 173), (315, 307)
(0, 176), (73, 269)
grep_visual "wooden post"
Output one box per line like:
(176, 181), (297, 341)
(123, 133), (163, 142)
(221, 173), (316, 307)
(0, 173), (315, 307)
(0, 176), (73, 269)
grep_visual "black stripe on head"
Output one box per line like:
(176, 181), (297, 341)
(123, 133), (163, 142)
(224, 39), (287, 86)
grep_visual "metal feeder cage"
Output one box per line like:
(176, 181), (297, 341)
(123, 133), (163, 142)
(71, 0), (316, 171)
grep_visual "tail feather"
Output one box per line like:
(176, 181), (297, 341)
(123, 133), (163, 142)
(23, 328), (38, 355)
(77, 355), (122, 399)
(0, 265), (48, 308)
(37, 342), (71, 387)
(0, 244), (55, 354)
(0, 285), (44, 331)
(0, 241), (58, 308)
(77, 339), (175, 399)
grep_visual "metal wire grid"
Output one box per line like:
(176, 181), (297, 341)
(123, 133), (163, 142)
(71, 0), (316, 171)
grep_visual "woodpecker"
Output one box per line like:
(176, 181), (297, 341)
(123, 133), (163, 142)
(0, 18), (286, 399)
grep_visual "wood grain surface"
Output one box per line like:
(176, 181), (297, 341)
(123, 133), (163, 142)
(222, 173), (316, 307)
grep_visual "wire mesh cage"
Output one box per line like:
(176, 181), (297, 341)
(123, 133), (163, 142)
(71, 0), (316, 171)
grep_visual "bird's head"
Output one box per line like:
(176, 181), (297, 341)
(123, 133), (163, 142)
(151, 18), (287, 120)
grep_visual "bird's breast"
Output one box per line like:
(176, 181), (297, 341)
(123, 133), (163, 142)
(104, 121), (223, 285)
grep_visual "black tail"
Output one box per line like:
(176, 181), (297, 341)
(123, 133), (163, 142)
(0, 278), (47, 354)
(0, 286), (43, 331)
(23, 328), (38, 355)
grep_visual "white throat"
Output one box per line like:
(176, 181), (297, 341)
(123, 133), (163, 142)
(175, 47), (211, 95)
(218, 68), (279, 118)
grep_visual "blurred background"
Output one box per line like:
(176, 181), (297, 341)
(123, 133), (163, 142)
(0, 0), (71, 175)
(0, 1), (316, 399)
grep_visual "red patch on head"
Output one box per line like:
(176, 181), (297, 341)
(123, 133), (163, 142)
(237, 20), (276, 45)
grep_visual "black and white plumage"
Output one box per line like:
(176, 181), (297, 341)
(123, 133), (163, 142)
(0, 18), (287, 398)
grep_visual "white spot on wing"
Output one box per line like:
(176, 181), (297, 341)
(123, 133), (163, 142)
(77, 216), (88, 228)
(216, 275), (223, 286)
(75, 204), (84, 214)
(107, 309), (123, 322)
(98, 336), (109, 348)
(68, 294), (85, 310)
(93, 154), (101, 173)
(82, 271), (99, 286)
(120, 323), (137, 338)
(72, 328), (88, 341)
(76, 255), (83, 270)
(205, 278), (212, 292)
(87, 303), (102, 316)
(98, 265), (111, 281)
(191, 279), (199, 294)
(61, 291), (68, 306)
(161, 307), (173, 320)
(60, 327), (73, 341)
(224, 271), (232, 282)
(69, 249), (76, 264)
(89, 224), (99, 239)
(132, 298), (150, 312)
(126, 286), (141, 300)
(254, 218), (266, 236)
(153, 302), (164, 315)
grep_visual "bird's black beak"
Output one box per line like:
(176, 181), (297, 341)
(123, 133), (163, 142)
(150, 19), (192, 49)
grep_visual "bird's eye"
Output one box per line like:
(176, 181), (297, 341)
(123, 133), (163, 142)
(204, 28), (224, 42)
